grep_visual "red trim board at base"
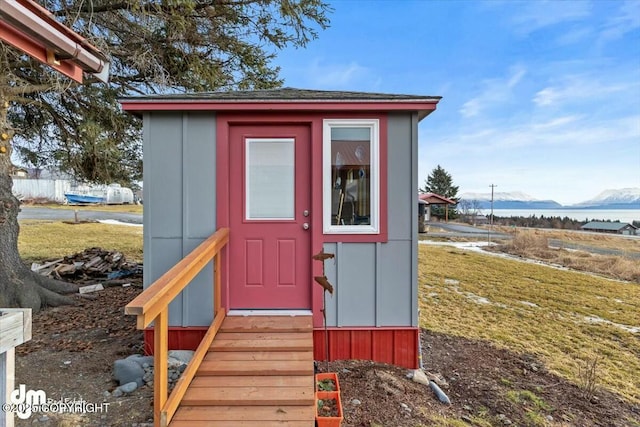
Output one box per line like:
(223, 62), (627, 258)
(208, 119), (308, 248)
(313, 328), (419, 369)
(143, 326), (419, 369)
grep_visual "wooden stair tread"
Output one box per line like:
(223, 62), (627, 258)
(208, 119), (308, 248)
(211, 338), (312, 352)
(182, 386), (314, 406)
(171, 421), (311, 427)
(204, 350), (313, 362)
(172, 405), (313, 421)
(167, 315), (315, 426)
(221, 316), (312, 332)
(190, 375), (313, 388)
(199, 359), (312, 376)
(216, 331), (311, 340)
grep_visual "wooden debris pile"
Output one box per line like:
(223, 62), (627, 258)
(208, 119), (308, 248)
(32, 247), (142, 285)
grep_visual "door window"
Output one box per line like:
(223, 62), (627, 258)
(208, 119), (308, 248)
(245, 138), (295, 220)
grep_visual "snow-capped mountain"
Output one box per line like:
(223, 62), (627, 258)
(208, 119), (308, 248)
(570, 188), (640, 209)
(458, 188), (640, 209)
(458, 191), (561, 209)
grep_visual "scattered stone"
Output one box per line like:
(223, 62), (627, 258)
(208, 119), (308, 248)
(168, 350), (194, 365)
(463, 405), (473, 411)
(409, 368), (429, 386)
(112, 388), (124, 398)
(113, 359), (145, 387)
(461, 415), (473, 423)
(351, 399), (361, 406)
(400, 403), (411, 412)
(103, 391), (111, 398)
(497, 414), (512, 425)
(119, 381), (138, 394)
(342, 368), (352, 373)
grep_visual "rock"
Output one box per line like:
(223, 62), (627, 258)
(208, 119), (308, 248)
(342, 368), (352, 373)
(351, 399), (361, 406)
(497, 414), (512, 425)
(167, 357), (186, 369)
(168, 350), (194, 365)
(119, 381), (138, 393)
(461, 415), (473, 423)
(426, 371), (449, 387)
(400, 403), (411, 412)
(112, 388), (124, 398)
(126, 355), (154, 368)
(410, 369), (429, 386)
(113, 359), (145, 386)
(103, 390), (111, 398)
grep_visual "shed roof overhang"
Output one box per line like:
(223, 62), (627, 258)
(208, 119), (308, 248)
(0, 0), (109, 83)
(120, 88), (441, 120)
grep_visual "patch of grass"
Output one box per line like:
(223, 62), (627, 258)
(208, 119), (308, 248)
(419, 244), (640, 404)
(419, 415), (492, 427)
(494, 229), (640, 282)
(21, 203), (143, 214)
(505, 390), (551, 411)
(18, 220), (143, 262)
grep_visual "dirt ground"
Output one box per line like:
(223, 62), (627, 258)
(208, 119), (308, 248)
(11, 268), (640, 427)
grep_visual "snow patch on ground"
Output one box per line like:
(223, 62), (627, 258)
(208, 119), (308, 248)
(583, 315), (639, 334)
(98, 219), (143, 227)
(519, 301), (539, 308)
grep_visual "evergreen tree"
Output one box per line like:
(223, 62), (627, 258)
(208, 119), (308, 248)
(421, 165), (459, 199)
(420, 165), (459, 219)
(0, 0), (330, 311)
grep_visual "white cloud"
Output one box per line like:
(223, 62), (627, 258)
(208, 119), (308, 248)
(533, 75), (639, 107)
(305, 59), (372, 88)
(509, 0), (591, 36)
(598, 0), (640, 44)
(459, 65), (527, 118)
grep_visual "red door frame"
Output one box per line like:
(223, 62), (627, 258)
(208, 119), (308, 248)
(216, 112), (387, 327)
(227, 124), (311, 309)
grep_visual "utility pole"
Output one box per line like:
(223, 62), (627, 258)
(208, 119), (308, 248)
(489, 184), (497, 225)
(488, 184), (497, 244)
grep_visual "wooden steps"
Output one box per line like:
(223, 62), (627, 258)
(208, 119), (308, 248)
(169, 315), (314, 426)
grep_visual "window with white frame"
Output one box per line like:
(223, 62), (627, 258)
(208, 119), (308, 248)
(323, 119), (379, 234)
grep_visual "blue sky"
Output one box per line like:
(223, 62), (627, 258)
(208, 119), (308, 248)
(274, 0), (640, 205)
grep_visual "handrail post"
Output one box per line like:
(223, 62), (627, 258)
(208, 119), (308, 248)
(154, 308), (168, 427)
(214, 253), (221, 315)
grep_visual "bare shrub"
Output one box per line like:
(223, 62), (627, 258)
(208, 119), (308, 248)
(577, 355), (601, 401)
(510, 231), (549, 253)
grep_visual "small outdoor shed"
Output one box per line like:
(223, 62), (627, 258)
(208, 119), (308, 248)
(121, 88), (440, 369)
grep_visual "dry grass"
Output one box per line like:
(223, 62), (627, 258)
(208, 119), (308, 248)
(21, 202), (143, 214)
(419, 244), (640, 404)
(18, 220), (143, 263)
(495, 230), (640, 283)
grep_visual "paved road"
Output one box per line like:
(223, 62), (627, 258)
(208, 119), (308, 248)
(424, 221), (510, 239)
(18, 206), (143, 224)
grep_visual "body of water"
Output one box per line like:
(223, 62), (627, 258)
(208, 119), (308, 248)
(490, 209), (639, 223)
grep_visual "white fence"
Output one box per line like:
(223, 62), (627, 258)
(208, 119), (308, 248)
(11, 178), (71, 203)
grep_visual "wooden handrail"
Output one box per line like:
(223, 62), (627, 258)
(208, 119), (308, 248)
(125, 227), (229, 427)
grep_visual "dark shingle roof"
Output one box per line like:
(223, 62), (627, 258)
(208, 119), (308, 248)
(121, 87), (441, 102)
(581, 221), (636, 231)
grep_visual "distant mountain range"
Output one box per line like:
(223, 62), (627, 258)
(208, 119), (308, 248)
(459, 188), (640, 210)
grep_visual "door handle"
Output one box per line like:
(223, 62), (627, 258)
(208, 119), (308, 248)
(303, 223), (309, 230)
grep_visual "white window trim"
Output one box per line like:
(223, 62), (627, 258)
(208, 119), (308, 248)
(323, 119), (380, 234)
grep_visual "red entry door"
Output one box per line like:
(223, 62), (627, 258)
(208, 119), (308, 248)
(228, 125), (311, 309)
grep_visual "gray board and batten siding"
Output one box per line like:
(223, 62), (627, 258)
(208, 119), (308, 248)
(322, 113), (419, 328)
(142, 111), (419, 329)
(143, 112), (217, 327)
